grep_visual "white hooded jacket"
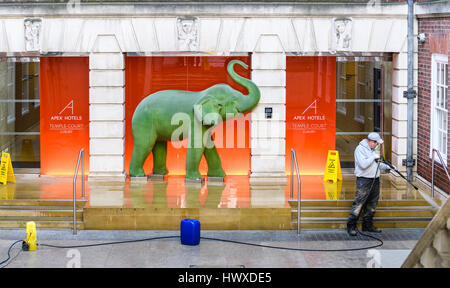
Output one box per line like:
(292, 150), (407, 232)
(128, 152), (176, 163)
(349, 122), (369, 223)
(354, 139), (390, 178)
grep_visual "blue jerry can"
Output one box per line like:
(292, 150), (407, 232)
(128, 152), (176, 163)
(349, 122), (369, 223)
(180, 219), (201, 246)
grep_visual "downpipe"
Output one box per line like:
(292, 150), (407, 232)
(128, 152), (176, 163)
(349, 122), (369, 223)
(404, 0), (417, 182)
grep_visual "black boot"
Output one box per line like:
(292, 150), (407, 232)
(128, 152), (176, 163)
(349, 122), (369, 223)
(346, 214), (358, 236)
(362, 217), (382, 233)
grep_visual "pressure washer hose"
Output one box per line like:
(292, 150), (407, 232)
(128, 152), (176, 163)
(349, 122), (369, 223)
(0, 230), (384, 268)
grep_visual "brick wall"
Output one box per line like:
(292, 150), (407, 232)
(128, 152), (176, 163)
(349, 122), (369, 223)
(417, 17), (450, 193)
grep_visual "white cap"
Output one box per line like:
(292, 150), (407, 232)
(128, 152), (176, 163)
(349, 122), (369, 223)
(367, 132), (383, 144)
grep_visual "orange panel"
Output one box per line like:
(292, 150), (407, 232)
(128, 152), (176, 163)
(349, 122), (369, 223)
(125, 56), (251, 176)
(40, 57), (90, 175)
(286, 56), (336, 175)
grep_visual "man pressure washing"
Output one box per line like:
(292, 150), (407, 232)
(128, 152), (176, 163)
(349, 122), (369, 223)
(347, 132), (391, 236)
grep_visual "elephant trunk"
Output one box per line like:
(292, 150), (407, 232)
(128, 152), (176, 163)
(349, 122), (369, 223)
(227, 60), (261, 113)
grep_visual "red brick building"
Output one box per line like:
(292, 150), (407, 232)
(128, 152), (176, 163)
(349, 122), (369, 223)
(417, 1), (449, 194)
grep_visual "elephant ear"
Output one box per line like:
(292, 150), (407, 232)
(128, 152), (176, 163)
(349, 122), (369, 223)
(193, 96), (219, 124)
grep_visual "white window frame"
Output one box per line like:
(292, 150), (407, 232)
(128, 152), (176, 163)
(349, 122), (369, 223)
(430, 53), (448, 165)
(33, 64), (40, 108)
(354, 62), (366, 124)
(21, 63), (30, 116)
(7, 63), (15, 124)
(336, 62), (347, 115)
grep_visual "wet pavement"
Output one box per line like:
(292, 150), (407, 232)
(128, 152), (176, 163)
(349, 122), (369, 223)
(0, 229), (423, 268)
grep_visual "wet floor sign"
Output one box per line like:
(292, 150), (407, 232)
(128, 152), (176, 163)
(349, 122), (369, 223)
(0, 152), (16, 185)
(323, 150), (342, 183)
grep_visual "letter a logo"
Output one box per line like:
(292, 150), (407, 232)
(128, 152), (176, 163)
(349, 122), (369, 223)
(302, 99), (318, 115)
(59, 100), (74, 115)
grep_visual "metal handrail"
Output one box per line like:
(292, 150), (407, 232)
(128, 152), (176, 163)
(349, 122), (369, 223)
(73, 148), (85, 235)
(290, 149), (301, 235)
(431, 148), (450, 198)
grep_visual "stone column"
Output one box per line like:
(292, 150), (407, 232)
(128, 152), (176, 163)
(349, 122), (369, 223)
(88, 35), (126, 181)
(249, 35), (287, 186)
(392, 50), (418, 176)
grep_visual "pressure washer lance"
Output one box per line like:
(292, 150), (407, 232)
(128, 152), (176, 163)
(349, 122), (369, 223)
(379, 155), (418, 190)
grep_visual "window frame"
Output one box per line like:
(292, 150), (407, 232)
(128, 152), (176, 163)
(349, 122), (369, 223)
(354, 62), (366, 124)
(6, 63), (15, 124)
(336, 62), (347, 115)
(429, 53), (448, 165)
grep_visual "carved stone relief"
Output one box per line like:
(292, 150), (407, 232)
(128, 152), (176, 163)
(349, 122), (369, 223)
(24, 18), (42, 51)
(333, 18), (352, 51)
(177, 17), (199, 51)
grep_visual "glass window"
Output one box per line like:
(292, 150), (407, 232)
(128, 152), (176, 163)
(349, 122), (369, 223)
(431, 54), (448, 163)
(0, 60), (40, 168)
(336, 63), (347, 115)
(336, 61), (392, 167)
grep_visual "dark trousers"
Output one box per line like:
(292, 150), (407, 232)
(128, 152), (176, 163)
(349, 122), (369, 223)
(348, 177), (380, 223)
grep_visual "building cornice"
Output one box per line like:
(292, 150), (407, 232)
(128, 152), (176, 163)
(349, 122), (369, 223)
(0, 2), (410, 18)
(416, 1), (450, 18)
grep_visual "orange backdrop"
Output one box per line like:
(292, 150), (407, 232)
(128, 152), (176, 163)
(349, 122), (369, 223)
(286, 56), (336, 174)
(125, 56), (251, 176)
(40, 57), (90, 175)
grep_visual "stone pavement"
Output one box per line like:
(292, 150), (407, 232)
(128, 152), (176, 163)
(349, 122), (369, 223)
(0, 229), (424, 268)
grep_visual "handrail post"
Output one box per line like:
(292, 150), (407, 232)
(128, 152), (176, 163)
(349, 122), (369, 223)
(81, 149), (85, 200)
(290, 149), (301, 235)
(431, 149), (450, 199)
(73, 148), (84, 235)
(290, 151), (294, 200)
(431, 150), (435, 198)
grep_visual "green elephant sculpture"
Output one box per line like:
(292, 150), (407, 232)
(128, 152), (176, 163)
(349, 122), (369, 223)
(129, 59), (260, 180)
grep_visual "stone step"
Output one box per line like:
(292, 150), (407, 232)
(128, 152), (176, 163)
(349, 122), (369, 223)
(0, 216), (82, 222)
(0, 209), (83, 218)
(0, 206), (84, 210)
(0, 199), (86, 230)
(288, 200), (432, 208)
(0, 199), (87, 208)
(291, 217), (433, 229)
(291, 209), (436, 218)
(0, 220), (84, 229)
(295, 206), (436, 211)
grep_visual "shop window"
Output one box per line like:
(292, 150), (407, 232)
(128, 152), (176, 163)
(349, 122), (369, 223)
(21, 63), (30, 116)
(354, 63), (367, 124)
(0, 61), (40, 168)
(6, 63), (15, 124)
(40, 57), (89, 175)
(430, 54), (448, 163)
(286, 56), (336, 174)
(335, 61), (392, 167)
(336, 63), (347, 115)
(125, 56), (251, 176)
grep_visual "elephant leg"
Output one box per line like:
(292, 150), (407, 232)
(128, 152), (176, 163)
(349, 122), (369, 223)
(129, 133), (157, 177)
(204, 144), (226, 177)
(152, 141), (168, 175)
(186, 146), (204, 180)
(185, 119), (206, 180)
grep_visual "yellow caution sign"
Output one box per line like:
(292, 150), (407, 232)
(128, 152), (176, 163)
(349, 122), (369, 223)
(324, 180), (343, 200)
(25, 221), (37, 251)
(323, 150), (342, 183)
(0, 152), (16, 185)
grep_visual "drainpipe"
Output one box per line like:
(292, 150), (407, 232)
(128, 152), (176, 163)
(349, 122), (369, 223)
(403, 0), (416, 182)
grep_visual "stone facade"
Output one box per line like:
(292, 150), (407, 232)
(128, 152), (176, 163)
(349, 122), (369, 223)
(0, 1), (429, 180)
(88, 35), (126, 180)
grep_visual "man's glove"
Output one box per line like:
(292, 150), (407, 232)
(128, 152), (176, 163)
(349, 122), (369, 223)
(372, 153), (381, 161)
